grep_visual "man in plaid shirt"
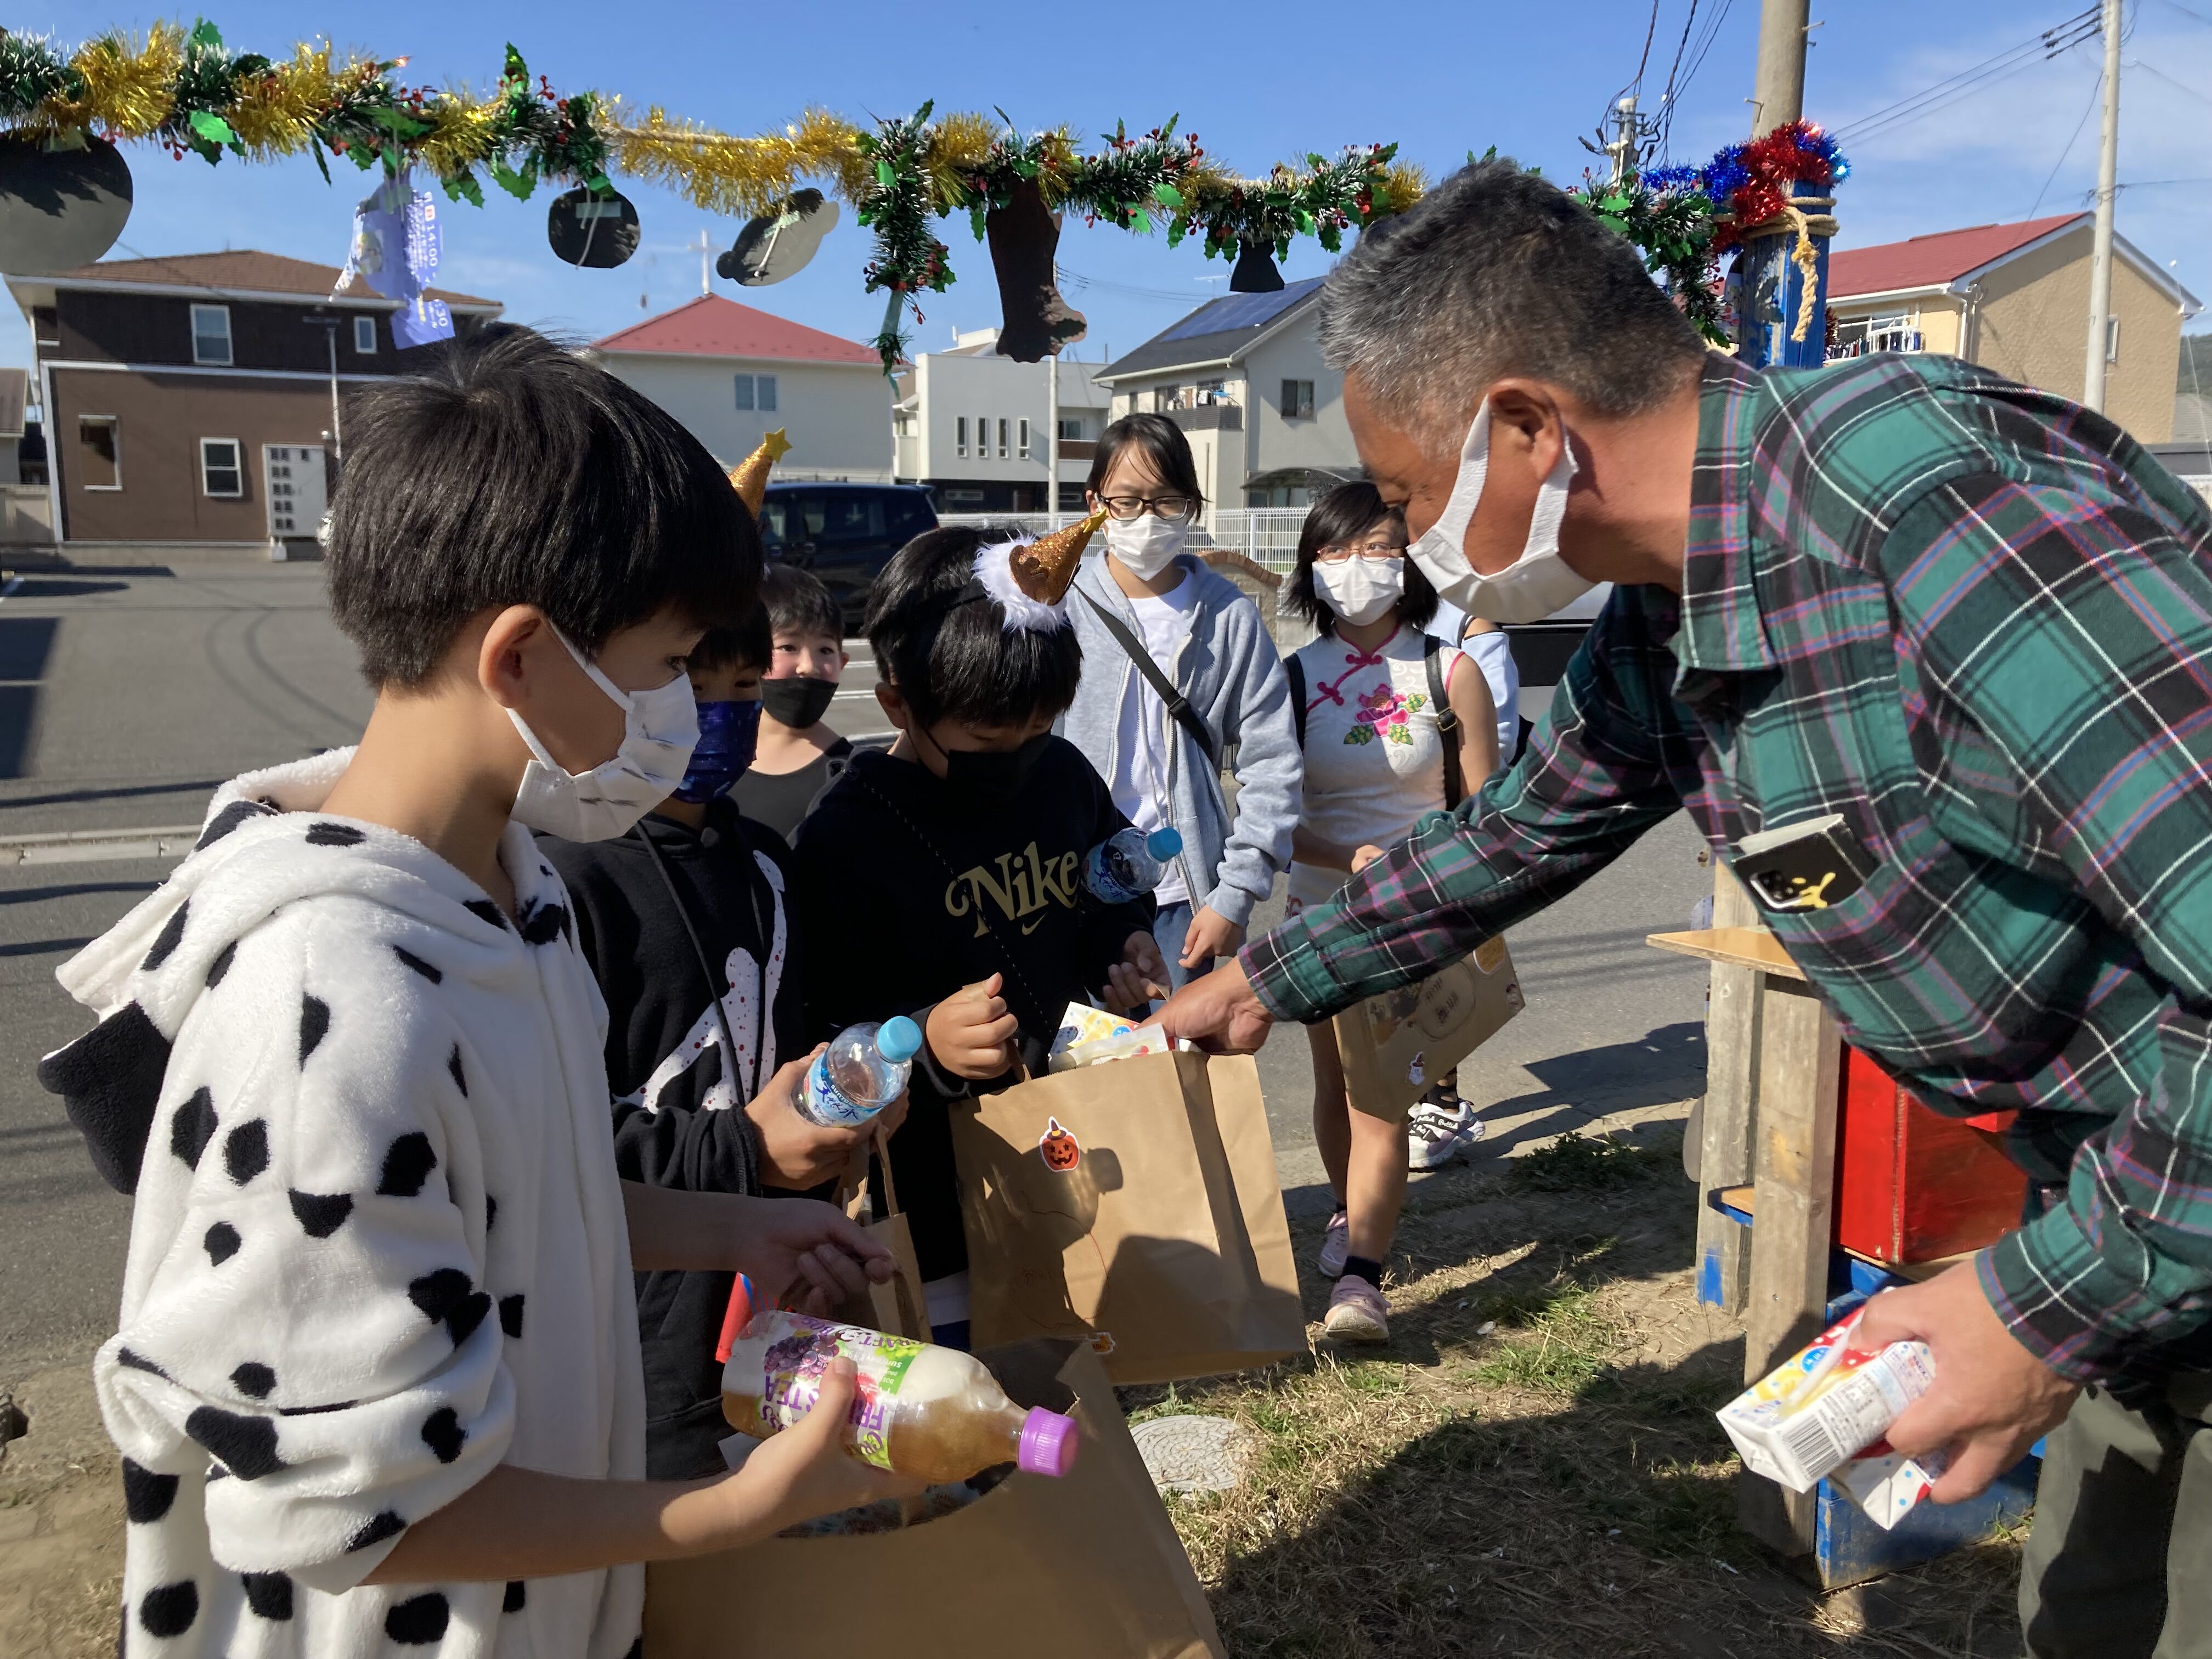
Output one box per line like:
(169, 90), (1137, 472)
(1161, 160), (2212, 1654)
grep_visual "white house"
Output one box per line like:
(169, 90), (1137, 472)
(588, 295), (891, 482)
(893, 329), (1110, 514)
(1092, 279), (1360, 525)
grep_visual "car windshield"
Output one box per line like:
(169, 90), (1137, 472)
(759, 490), (934, 547)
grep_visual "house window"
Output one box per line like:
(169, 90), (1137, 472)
(758, 374), (778, 412)
(353, 316), (377, 354)
(997, 418), (1009, 459)
(1018, 418), (1031, 459)
(190, 304), (233, 366)
(977, 414), (990, 459)
(1281, 379), (1316, 419)
(734, 374), (755, 410)
(1153, 388), (1173, 413)
(78, 416), (120, 489)
(199, 437), (244, 498)
(1057, 416), (1084, 441)
(2107, 315), (2123, 364)
(956, 416), (968, 458)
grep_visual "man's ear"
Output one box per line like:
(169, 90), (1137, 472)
(477, 605), (550, 712)
(1487, 381), (1566, 478)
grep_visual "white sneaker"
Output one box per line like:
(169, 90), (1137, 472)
(1316, 1210), (1350, 1279)
(1408, 1100), (1486, 1171)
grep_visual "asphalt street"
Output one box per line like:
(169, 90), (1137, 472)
(0, 562), (1709, 1381)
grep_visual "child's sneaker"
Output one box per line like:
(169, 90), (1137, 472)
(1408, 1096), (1486, 1171)
(1316, 1210), (1350, 1279)
(1323, 1276), (1390, 1342)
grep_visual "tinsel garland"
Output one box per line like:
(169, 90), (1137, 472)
(2, 21), (1420, 370)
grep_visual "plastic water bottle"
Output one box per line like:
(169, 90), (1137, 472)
(799, 1016), (922, 1128)
(1084, 826), (1183, 904)
(721, 1294), (1080, 1483)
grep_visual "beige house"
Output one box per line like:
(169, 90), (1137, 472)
(1826, 212), (2199, 442)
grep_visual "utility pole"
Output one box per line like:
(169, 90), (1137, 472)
(1045, 352), (1061, 527)
(1606, 95), (1642, 184)
(692, 229), (711, 296)
(2083, 0), (2123, 413)
(1751, 0), (1811, 135)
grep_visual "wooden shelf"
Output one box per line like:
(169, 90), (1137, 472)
(1646, 926), (1805, 979)
(1706, 1185), (1973, 1282)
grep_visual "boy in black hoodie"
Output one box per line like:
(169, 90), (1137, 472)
(541, 603), (900, 1477)
(789, 526), (1167, 1347)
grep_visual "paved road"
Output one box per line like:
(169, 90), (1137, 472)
(0, 563), (1710, 1378)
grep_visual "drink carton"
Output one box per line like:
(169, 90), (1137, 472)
(1717, 1308), (1935, 1493)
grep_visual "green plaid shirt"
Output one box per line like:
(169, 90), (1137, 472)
(1245, 352), (2212, 1383)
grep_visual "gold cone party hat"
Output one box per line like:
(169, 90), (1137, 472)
(1008, 505), (1107, 605)
(728, 428), (791, 514)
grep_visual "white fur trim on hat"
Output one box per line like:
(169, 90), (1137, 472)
(970, 538), (1070, 634)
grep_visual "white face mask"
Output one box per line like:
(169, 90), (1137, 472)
(1103, 511), (1191, 580)
(506, 629), (700, 842)
(1408, 397), (1592, 626)
(1312, 555), (1404, 627)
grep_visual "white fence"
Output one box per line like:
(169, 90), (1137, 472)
(935, 506), (1313, 576)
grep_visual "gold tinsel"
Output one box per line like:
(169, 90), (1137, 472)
(604, 104), (864, 217)
(48, 24), (184, 138)
(223, 42), (337, 160)
(921, 110), (996, 208)
(1381, 161), (1428, 211)
(415, 89), (508, 180)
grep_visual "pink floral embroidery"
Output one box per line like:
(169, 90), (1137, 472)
(1344, 681), (1427, 747)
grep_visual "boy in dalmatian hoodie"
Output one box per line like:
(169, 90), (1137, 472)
(38, 326), (916, 1659)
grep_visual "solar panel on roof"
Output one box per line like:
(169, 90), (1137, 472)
(1156, 277), (1324, 343)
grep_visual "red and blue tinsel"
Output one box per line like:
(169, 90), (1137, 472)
(1643, 120), (1848, 252)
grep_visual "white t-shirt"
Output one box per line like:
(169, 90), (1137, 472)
(1110, 571), (1204, 906)
(1287, 625), (1469, 907)
(1461, 627), (1522, 763)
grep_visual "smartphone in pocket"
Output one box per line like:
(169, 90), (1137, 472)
(1733, 812), (1875, 915)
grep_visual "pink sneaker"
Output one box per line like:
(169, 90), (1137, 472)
(1323, 1276), (1390, 1343)
(1316, 1210), (1350, 1279)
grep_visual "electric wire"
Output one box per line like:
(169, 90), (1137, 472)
(1833, 7), (2101, 146)
(2027, 71), (2106, 216)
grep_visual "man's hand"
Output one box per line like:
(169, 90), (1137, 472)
(1102, 930), (1171, 1013)
(745, 1047), (909, 1190)
(1854, 1259), (2081, 1502)
(1180, 905), (1246, 968)
(730, 1195), (898, 1317)
(924, 973), (1019, 1080)
(714, 1359), (927, 1535)
(1155, 956), (1274, 1053)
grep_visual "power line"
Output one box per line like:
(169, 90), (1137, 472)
(2128, 55), (2212, 106)
(2154, 0), (2212, 27)
(1660, 0), (1738, 155)
(1610, 0), (1664, 112)
(2028, 71), (2105, 216)
(1833, 6), (2100, 146)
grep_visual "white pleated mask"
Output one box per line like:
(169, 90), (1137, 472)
(506, 629), (699, 842)
(1408, 398), (1592, 626)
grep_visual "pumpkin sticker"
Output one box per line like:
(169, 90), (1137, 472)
(1039, 1116), (1082, 1172)
(1087, 1330), (1116, 1356)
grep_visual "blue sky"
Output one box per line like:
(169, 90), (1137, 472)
(11, 0), (2212, 376)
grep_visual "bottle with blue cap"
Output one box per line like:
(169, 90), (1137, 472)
(799, 1016), (922, 1128)
(1084, 825), (1183, 905)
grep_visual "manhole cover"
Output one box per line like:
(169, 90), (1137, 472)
(1131, 1413), (1254, 1493)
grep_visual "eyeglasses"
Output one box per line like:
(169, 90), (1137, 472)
(1314, 538), (1407, 563)
(1099, 494), (1197, 522)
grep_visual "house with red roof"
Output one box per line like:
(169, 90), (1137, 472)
(587, 294), (891, 484)
(1826, 212), (2199, 443)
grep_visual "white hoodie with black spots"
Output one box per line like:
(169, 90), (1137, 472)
(40, 751), (647, 1659)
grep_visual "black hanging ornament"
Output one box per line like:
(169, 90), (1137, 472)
(1229, 239), (1284, 294)
(986, 177), (1086, 364)
(718, 189), (838, 286)
(0, 131), (133, 275)
(547, 185), (640, 268)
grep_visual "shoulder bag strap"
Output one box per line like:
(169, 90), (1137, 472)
(1425, 635), (1464, 808)
(1285, 652), (1307, 749)
(1076, 586), (1221, 771)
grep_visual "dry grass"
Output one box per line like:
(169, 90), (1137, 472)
(1119, 1127), (2026, 1659)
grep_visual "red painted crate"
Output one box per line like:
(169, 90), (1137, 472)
(1833, 1046), (2027, 1266)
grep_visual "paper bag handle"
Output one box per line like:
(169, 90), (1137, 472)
(838, 1126), (902, 1222)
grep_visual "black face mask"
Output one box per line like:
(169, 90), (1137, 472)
(935, 731), (1052, 805)
(760, 675), (839, 729)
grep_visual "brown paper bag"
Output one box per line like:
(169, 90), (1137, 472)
(645, 1338), (1224, 1658)
(1331, 933), (1523, 1120)
(832, 1128), (929, 1340)
(951, 1051), (1305, 1385)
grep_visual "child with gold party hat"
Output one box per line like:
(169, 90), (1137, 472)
(783, 512), (1167, 1347)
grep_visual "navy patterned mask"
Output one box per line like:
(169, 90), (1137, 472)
(671, 700), (762, 803)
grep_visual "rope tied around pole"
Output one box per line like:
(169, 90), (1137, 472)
(1729, 195), (1838, 343)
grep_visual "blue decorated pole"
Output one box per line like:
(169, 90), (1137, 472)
(1732, 184), (1837, 369)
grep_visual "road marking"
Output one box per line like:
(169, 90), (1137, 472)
(0, 574), (22, 603)
(0, 825), (201, 866)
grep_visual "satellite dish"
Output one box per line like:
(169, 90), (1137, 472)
(0, 132), (133, 275)
(548, 185), (641, 268)
(718, 190), (838, 287)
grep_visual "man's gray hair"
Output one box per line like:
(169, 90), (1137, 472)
(1319, 159), (1704, 445)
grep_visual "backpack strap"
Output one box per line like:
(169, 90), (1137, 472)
(1076, 586), (1221, 771)
(1425, 635), (1464, 808)
(1285, 652), (1307, 749)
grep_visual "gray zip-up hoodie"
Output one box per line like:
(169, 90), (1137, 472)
(1057, 552), (1301, 930)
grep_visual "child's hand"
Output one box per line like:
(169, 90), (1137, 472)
(1178, 905), (1246, 967)
(925, 973), (1019, 1080)
(1102, 931), (1171, 1013)
(729, 1196), (896, 1316)
(746, 1047), (909, 1191)
(1349, 843), (1387, 874)
(713, 1358), (928, 1538)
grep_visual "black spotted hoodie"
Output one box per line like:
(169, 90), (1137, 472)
(39, 750), (645, 1659)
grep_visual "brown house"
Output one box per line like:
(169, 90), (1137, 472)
(6, 251), (501, 552)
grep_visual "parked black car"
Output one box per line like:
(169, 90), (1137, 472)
(757, 482), (939, 633)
